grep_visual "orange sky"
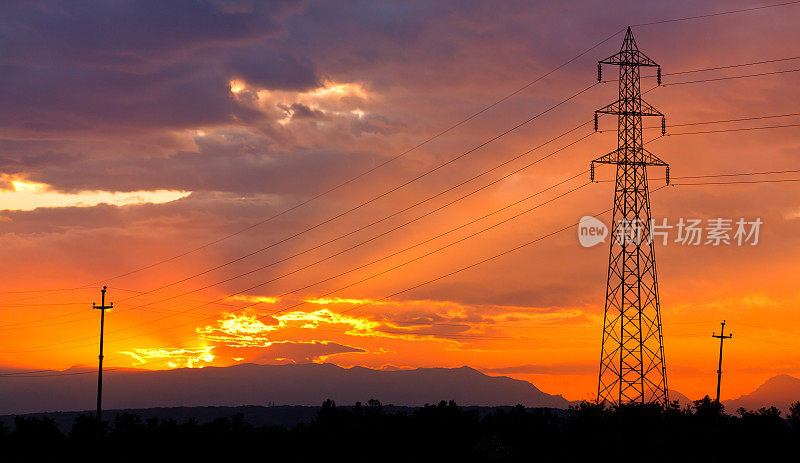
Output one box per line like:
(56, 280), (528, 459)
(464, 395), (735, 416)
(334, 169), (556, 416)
(0, 1), (799, 402)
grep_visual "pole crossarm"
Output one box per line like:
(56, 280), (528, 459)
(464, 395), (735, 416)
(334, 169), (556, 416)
(595, 98), (664, 118)
(592, 147), (668, 167)
(600, 50), (659, 68)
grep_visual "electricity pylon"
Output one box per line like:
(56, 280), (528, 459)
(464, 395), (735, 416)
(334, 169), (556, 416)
(591, 27), (669, 406)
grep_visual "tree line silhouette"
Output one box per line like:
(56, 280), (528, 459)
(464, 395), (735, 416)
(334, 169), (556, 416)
(2, 396), (799, 462)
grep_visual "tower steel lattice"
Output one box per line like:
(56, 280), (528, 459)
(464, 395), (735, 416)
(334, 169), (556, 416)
(591, 27), (669, 406)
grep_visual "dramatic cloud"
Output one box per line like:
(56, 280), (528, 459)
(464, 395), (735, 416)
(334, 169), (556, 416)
(249, 340), (366, 364)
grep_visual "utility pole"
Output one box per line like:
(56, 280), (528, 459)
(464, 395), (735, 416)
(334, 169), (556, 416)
(712, 320), (733, 403)
(93, 286), (113, 429)
(593, 27), (670, 406)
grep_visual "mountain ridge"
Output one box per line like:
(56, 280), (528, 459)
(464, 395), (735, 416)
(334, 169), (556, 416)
(0, 362), (570, 414)
(3, 363), (797, 415)
(724, 373), (800, 413)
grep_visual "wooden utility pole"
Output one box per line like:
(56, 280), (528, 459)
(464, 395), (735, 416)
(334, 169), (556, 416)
(93, 286), (113, 428)
(712, 320), (733, 403)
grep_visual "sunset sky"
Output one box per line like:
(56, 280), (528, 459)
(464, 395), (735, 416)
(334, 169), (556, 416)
(0, 0), (799, 402)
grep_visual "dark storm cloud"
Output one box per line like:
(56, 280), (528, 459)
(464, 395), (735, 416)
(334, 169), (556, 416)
(0, 139), (79, 176)
(350, 113), (404, 136)
(0, 62), (263, 131)
(0, 0), (302, 63)
(250, 340), (366, 363)
(278, 103), (327, 121)
(0, 0), (317, 132)
(229, 48), (318, 91)
(0, 0), (612, 192)
(24, 138), (388, 194)
(405, 280), (601, 310)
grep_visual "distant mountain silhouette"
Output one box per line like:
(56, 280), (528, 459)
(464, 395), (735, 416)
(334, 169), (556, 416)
(0, 363), (569, 414)
(668, 389), (692, 408)
(724, 374), (800, 413)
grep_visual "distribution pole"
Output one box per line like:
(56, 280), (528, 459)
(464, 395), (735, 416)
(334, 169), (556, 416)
(93, 286), (113, 427)
(593, 27), (670, 406)
(712, 320), (733, 403)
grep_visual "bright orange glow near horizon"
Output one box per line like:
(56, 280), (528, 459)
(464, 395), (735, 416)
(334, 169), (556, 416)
(0, 1), (799, 406)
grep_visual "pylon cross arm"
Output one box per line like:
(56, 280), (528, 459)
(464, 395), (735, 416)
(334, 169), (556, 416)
(600, 50), (658, 68)
(596, 98), (663, 117)
(591, 147), (668, 166)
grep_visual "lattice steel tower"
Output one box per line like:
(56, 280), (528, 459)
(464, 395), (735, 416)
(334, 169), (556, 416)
(591, 27), (669, 406)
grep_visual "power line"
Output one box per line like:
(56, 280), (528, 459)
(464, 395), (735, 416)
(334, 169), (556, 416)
(261, 183), (594, 318)
(331, 198), (630, 317)
(664, 56), (800, 76)
(0, 285), (94, 296)
(603, 112), (800, 131)
(632, 0), (800, 27)
(0, 286), (250, 331)
(594, 169), (800, 185)
(663, 68), (800, 86)
(668, 122), (800, 135)
(672, 169), (800, 179)
(666, 113), (800, 127)
(0, 369), (52, 376)
(604, 62), (800, 84)
(0, 368), (122, 378)
(672, 178), (800, 186)
(0, 302), (88, 307)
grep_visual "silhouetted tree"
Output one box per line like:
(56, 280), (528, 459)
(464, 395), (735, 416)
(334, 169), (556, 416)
(788, 401), (800, 429)
(2, 397), (799, 462)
